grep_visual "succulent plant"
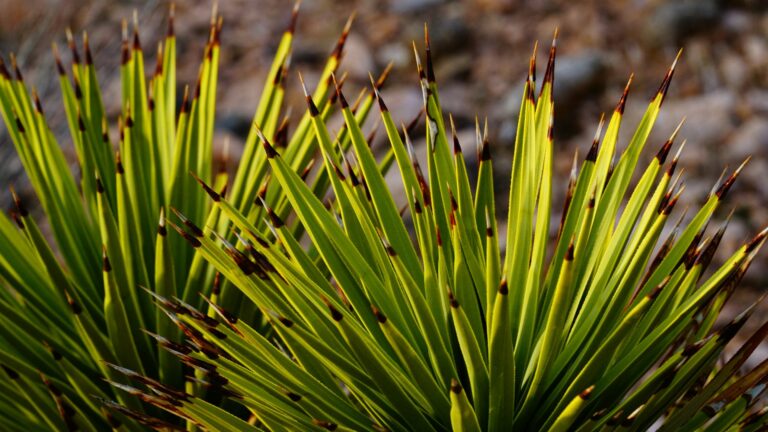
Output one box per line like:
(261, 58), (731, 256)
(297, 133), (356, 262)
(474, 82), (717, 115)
(0, 3), (767, 431)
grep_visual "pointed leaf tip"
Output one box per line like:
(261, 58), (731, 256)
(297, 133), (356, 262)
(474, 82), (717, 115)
(287, 1), (300, 34)
(616, 74), (633, 114)
(331, 73), (348, 108)
(657, 50), (682, 105)
(370, 73), (389, 112)
(499, 279), (509, 295)
(0, 56), (10, 81)
(83, 32), (93, 65)
(331, 12), (355, 60)
(9, 186), (27, 217)
(190, 172), (221, 202)
(424, 23), (436, 83)
(321, 296), (343, 321)
(579, 385), (595, 399)
(50, 43), (66, 76)
(450, 378), (462, 394)
(746, 225), (768, 254)
(167, 3), (175, 37)
(298, 72), (320, 116)
(371, 305), (387, 323)
(586, 114), (605, 162)
(540, 28), (557, 98)
(716, 157), (750, 199)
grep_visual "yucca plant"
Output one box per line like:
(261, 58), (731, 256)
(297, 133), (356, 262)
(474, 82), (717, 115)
(1, 2), (767, 431)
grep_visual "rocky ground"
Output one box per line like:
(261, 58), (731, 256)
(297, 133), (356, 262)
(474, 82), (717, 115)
(0, 0), (766, 352)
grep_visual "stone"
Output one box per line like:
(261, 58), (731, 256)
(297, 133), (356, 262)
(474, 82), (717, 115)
(390, 0), (446, 14)
(378, 85), (423, 127)
(649, 91), (737, 166)
(644, 0), (720, 46)
(553, 51), (608, 109)
(720, 50), (749, 90)
(340, 34), (375, 80)
(730, 118), (768, 160)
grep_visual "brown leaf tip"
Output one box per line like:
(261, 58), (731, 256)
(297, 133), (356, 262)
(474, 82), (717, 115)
(15, 116), (25, 134)
(715, 157), (749, 200)
(167, 3), (175, 38)
(448, 289), (459, 308)
(383, 240), (397, 257)
(424, 23), (435, 83)
(180, 85), (190, 113)
(616, 74), (633, 114)
(102, 247), (112, 272)
(167, 220), (202, 249)
(191, 172), (220, 202)
(499, 279), (508, 295)
(0, 56), (10, 80)
(65, 291), (82, 315)
(265, 203), (285, 229)
(306, 94), (320, 117)
(450, 378), (462, 394)
(662, 187), (683, 215)
(413, 197), (422, 214)
(332, 74), (348, 109)
(579, 385), (595, 399)
(453, 134), (462, 156)
(311, 419), (338, 431)
(66, 28), (80, 64)
(746, 226), (768, 254)
(566, 241), (575, 261)
(657, 49), (682, 106)
(32, 89), (44, 114)
(77, 112), (86, 133)
(287, 1), (300, 34)
(83, 32), (93, 65)
(121, 37), (131, 65)
(586, 114), (604, 163)
(541, 28), (557, 88)
(480, 139), (492, 162)
(375, 87), (388, 112)
(132, 25), (142, 51)
(171, 207), (203, 237)
(585, 139), (599, 163)
(157, 215), (167, 237)
(371, 305), (387, 323)
(51, 42), (68, 76)
(9, 187), (28, 217)
(331, 13), (354, 60)
(260, 131), (279, 158)
(9, 53), (23, 82)
(116, 152), (124, 174)
(322, 296), (343, 322)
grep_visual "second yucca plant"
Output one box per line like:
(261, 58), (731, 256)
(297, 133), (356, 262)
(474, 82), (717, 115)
(1, 3), (767, 431)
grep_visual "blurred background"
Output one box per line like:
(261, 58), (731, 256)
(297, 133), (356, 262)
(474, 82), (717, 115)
(0, 0), (766, 346)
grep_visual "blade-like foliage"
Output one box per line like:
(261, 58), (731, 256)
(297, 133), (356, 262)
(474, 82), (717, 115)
(0, 3), (767, 431)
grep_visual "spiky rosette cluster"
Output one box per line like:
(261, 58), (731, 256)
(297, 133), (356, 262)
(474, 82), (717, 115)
(0, 2), (767, 432)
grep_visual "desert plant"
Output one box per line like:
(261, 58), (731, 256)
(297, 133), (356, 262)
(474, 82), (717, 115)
(1, 2), (767, 432)
(0, 4), (378, 430)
